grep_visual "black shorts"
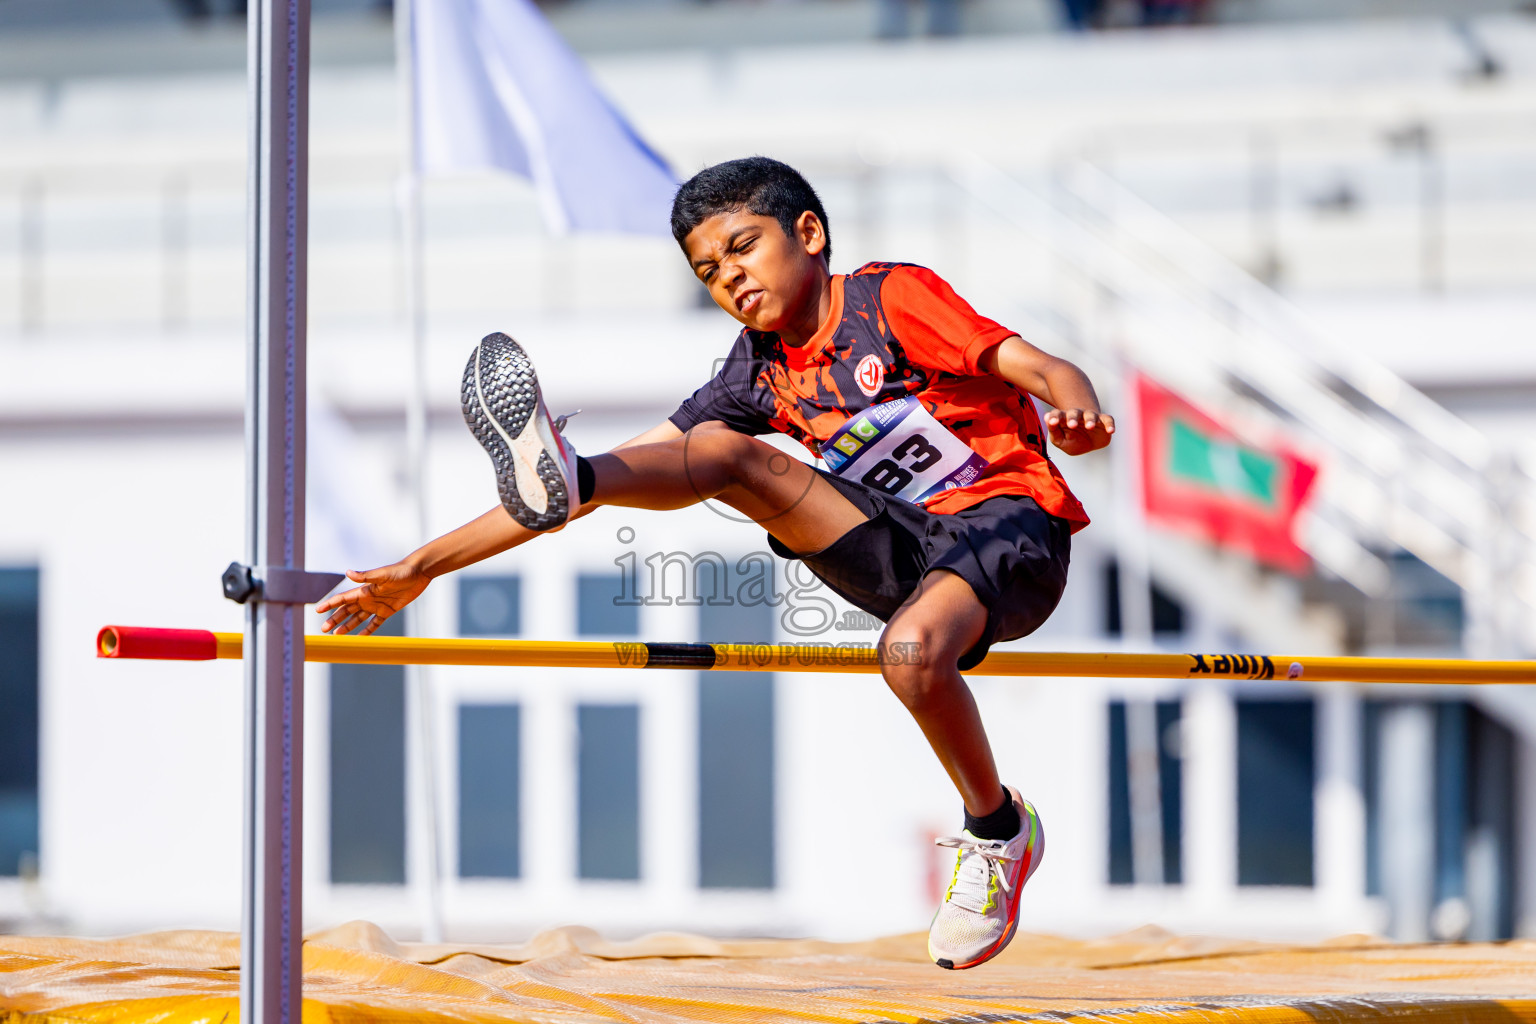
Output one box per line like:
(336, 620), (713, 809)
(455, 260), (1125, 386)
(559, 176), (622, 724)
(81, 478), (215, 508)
(766, 469), (1072, 671)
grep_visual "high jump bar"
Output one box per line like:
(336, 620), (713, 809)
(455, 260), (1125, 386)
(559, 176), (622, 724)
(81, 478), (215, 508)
(97, 625), (1533, 684)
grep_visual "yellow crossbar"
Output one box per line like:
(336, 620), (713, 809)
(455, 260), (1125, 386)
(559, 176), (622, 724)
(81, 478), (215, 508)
(96, 626), (1533, 684)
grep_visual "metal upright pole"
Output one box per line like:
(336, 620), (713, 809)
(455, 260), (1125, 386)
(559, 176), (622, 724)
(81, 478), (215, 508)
(394, 0), (445, 944)
(243, 0), (310, 1020)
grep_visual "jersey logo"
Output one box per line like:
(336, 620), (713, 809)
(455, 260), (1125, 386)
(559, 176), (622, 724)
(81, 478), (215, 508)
(855, 354), (885, 397)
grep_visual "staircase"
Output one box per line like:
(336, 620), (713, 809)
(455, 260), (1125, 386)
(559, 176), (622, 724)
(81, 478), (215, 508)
(947, 154), (1535, 662)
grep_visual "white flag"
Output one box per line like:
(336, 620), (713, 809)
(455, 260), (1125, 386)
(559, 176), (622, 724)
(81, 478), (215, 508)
(413, 0), (677, 236)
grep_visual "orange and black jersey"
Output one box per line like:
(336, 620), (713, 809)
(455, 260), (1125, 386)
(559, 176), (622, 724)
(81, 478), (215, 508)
(670, 263), (1089, 529)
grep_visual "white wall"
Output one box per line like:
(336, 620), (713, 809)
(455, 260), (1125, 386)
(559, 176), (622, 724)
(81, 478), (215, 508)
(0, 315), (1366, 942)
(9, 15), (1534, 942)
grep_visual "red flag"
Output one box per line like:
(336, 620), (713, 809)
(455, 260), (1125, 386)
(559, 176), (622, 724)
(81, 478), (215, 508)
(1136, 376), (1319, 572)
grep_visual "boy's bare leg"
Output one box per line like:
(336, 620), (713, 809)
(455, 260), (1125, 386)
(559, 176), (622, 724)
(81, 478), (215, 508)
(587, 422), (867, 556)
(317, 422), (866, 635)
(877, 570), (1004, 817)
(592, 423), (1003, 815)
(595, 427), (1001, 813)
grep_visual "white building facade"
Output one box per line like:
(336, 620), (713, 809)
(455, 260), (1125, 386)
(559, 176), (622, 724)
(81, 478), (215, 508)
(1, 11), (1533, 944)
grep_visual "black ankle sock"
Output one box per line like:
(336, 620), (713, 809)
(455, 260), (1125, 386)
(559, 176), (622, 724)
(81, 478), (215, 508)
(964, 787), (1020, 841)
(576, 456), (595, 504)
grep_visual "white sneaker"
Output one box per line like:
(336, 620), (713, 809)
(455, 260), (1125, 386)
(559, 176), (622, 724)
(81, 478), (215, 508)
(461, 332), (581, 532)
(927, 787), (1044, 970)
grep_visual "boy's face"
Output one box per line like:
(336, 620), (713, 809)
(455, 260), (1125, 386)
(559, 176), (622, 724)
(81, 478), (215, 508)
(684, 209), (828, 335)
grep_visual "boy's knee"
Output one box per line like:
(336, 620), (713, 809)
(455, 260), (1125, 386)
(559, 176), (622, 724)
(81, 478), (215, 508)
(686, 423), (764, 483)
(879, 621), (953, 710)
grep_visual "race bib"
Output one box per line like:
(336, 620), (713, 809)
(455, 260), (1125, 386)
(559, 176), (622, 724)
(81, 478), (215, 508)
(820, 396), (989, 504)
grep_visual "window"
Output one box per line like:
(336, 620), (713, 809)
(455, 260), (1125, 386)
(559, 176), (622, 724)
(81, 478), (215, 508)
(698, 589), (775, 889)
(0, 568), (39, 877)
(458, 704), (521, 879)
(1107, 699), (1182, 885)
(577, 704), (640, 880)
(1364, 700), (1518, 939)
(329, 618), (406, 884)
(459, 575), (521, 636)
(577, 572), (639, 637)
(1102, 560), (1186, 637)
(1362, 699), (1383, 897)
(1433, 701), (1465, 910)
(1237, 699), (1315, 886)
(1461, 705), (1516, 939)
(1385, 551), (1464, 650)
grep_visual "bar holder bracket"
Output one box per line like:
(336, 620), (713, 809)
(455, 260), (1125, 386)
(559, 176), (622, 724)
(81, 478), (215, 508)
(223, 562), (344, 605)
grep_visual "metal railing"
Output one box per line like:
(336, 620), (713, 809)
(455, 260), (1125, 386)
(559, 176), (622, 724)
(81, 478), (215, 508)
(949, 154), (1534, 659)
(8, 95), (1536, 335)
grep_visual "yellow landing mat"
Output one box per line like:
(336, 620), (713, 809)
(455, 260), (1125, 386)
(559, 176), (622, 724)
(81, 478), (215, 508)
(3, 922), (1535, 1024)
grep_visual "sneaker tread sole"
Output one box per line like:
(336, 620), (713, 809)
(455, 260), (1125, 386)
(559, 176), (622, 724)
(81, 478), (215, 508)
(461, 332), (572, 532)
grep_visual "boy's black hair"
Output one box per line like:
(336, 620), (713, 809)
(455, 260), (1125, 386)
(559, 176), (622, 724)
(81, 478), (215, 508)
(670, 157), (832, 262)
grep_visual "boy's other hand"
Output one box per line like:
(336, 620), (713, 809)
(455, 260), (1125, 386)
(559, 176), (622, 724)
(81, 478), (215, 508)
(315, 563), (430, 636)
(1045, 408), (1115, 456)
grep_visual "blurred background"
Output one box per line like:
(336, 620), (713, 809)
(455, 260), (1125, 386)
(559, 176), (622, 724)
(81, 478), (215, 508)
(0, 0), (1533, 949)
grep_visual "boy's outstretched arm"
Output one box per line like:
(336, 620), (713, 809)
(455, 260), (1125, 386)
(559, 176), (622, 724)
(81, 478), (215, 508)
(315, 419), (683, 635)
(978, 335), (1115, 456)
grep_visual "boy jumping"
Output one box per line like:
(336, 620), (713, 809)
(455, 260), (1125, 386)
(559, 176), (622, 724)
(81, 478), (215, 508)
(317, 157), (1113, 969)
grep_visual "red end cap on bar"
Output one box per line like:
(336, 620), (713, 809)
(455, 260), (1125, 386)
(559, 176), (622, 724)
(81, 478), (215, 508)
(97, 626), (218, 661)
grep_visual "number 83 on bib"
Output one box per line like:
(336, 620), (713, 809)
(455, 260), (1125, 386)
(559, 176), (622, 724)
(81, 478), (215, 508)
(820, 396), (990, 505)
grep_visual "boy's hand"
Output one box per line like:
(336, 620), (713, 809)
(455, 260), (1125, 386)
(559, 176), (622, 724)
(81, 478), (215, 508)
(315, 563), (430, 636)
(1045, 408), (1115, 456)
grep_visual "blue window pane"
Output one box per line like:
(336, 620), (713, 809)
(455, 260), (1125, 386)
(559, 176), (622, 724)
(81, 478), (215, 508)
(0, 795), (38, 879)
(698, 592), (775, 889)
(1386, 551), (1464, 648)
(577, 705), (640, 880)
(459, 705), (521, 879)
(1434, 701), (1468, 906)
(1466, 707), (1517, 939)
(577, 573), (638, 637)
(1237, 699), (1315, 886)
(1364, 700), (1517, 937)
(1102, 560), (1186, 637)
(1106, 700), (1183, 885)
(1362, 700), (1382, 896)
(329, 617), (406, 885)
(460, 576), (521, 636)
(0, 567), (40, 877)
